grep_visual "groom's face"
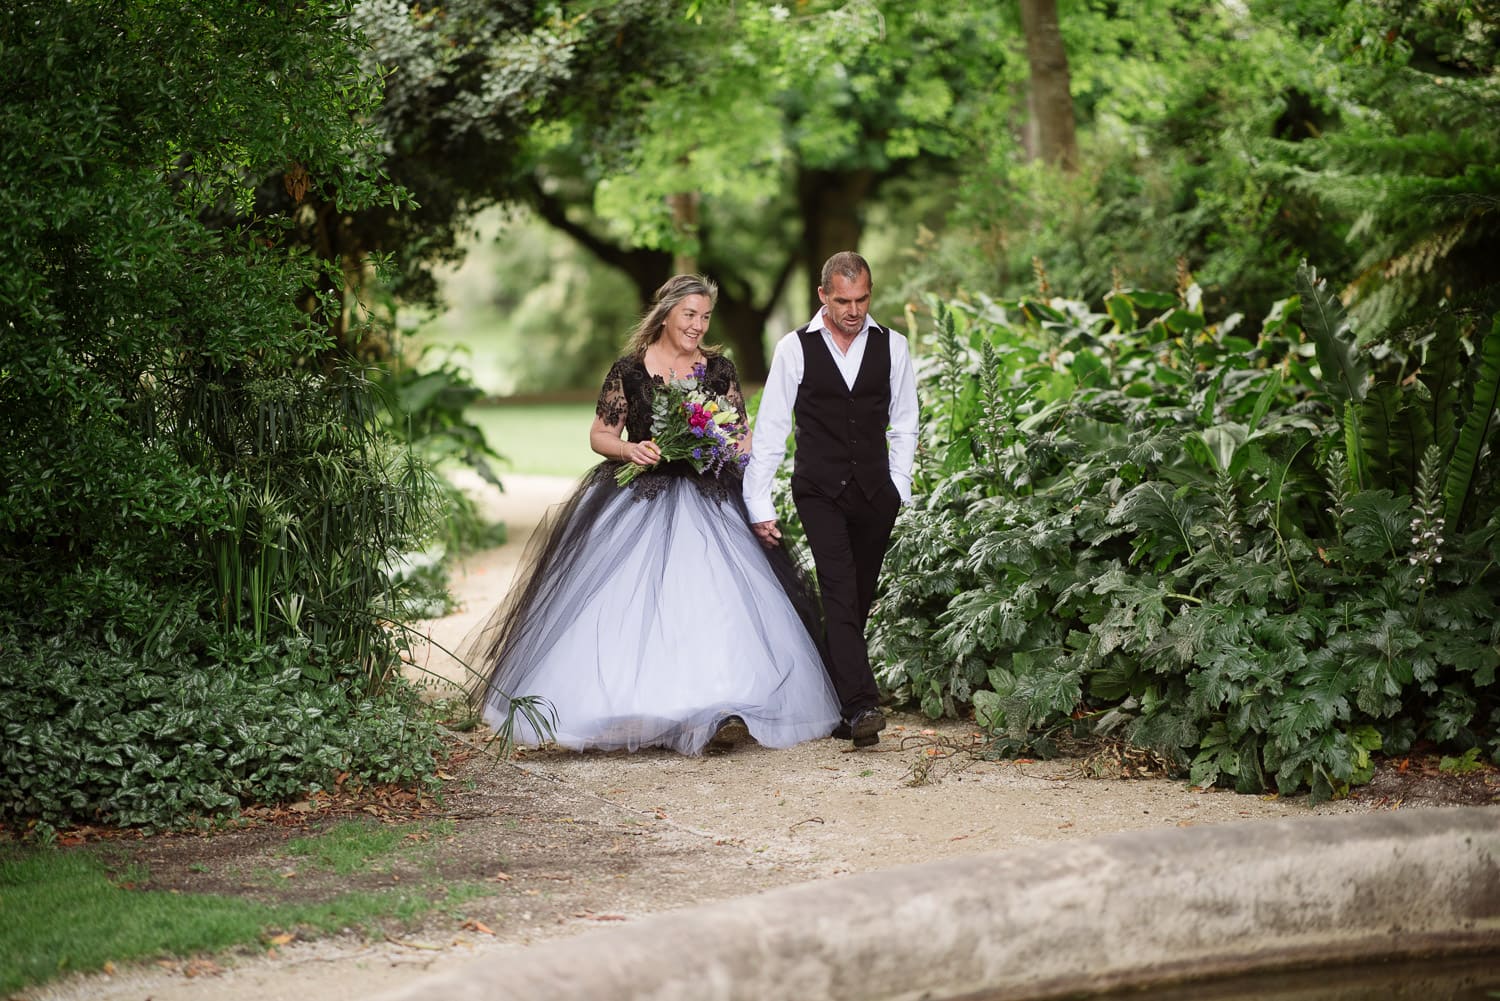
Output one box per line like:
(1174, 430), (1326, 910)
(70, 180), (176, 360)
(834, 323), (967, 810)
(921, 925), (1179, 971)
(818, 271), (872, 339)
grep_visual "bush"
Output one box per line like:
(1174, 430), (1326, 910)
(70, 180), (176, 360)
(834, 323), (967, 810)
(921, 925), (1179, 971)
(0, 620), (444, 831)
(0, 1), (446, 830)
(873, 264), (1500, 799)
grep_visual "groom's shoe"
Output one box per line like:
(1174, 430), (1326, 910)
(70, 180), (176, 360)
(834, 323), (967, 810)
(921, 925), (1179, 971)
(708, 715), (750, 753)
(839, 708), (885, 748)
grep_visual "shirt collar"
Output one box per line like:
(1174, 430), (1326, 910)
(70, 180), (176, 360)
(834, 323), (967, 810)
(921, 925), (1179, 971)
(808, 307), (877, 338)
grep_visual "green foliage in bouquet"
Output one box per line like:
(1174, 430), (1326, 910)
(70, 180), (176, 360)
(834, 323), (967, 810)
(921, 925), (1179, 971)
(872, 262), (1500, 800)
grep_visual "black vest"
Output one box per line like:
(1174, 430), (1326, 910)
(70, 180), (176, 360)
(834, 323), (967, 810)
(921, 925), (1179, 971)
(791, 323), (892, 499)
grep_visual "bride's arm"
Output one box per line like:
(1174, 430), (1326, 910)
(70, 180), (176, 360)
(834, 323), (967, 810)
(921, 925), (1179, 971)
(590, 414), (658, 465)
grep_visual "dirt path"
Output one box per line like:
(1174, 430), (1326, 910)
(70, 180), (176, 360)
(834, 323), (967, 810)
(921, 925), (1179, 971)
(28, 474), (1479, 1001)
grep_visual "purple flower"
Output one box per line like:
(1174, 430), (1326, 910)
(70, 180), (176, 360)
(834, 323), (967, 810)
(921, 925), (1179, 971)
(691, 447), (703, 459)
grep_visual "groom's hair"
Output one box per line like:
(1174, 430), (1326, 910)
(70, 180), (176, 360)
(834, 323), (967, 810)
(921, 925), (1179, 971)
(820, 251), (871, 291)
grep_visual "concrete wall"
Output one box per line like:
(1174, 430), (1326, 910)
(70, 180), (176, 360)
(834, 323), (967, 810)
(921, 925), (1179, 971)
(375, 807), (1500, 1001)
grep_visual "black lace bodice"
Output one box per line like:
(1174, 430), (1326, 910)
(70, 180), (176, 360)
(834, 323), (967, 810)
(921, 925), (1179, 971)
(593, 353), (748, 500)
(595, 353), (746, 441)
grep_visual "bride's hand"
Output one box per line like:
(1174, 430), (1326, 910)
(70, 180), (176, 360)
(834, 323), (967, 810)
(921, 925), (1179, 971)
(626, 439), (662, 466)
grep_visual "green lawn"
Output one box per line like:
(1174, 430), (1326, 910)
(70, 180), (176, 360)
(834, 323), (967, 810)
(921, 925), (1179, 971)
(467, 400), (599, 478)
(0, 824), (486, 994)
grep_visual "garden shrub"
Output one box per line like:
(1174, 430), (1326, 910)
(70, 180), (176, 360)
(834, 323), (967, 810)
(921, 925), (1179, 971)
(0, 1), (448, 831)
(873, 264), (1500, 799)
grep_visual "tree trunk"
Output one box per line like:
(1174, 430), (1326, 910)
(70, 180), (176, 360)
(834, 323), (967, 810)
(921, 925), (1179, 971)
(1019, 0), (1078, 172)
(668, 190), (700, 275)
(797, 167), (875, 310)
(713, 293), (771, 385)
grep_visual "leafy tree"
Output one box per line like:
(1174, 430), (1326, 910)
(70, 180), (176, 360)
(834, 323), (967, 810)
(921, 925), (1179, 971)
(344, 0), (677, 311)
(0, 0), (448, 830)
(929, 0), (1499, 335)
(1269, 0), (1500, 331)
(350, 0), (1018, 380)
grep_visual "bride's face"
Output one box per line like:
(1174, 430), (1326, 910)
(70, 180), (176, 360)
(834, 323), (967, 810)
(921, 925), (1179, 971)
(660, 294), (713, 355)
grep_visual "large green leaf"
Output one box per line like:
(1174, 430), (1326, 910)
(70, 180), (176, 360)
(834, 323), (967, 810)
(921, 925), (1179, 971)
(1357, 382), (1431, 492)
(1296, 261), (1369, 404)
(1420, 313), (1465, 456)
(1442, 314), (1500, 528)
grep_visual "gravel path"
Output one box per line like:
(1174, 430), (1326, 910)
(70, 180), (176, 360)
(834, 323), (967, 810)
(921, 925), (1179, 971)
(27, 474), (1378, 1001)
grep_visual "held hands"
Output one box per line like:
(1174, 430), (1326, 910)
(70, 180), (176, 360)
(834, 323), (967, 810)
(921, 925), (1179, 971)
(751, 519), (782, 549)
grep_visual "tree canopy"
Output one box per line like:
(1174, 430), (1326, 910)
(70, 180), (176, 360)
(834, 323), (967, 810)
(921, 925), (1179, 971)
(345, 0), (1496, 382)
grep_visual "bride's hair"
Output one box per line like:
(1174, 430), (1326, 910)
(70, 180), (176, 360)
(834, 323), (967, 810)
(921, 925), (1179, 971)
(623, 274), (721, 358)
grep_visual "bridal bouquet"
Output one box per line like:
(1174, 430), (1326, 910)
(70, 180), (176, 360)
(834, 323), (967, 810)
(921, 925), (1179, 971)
(616, 364), (750, 486)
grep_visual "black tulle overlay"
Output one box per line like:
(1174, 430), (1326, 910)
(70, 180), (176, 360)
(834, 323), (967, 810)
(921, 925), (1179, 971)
(464, 355), (840, 754)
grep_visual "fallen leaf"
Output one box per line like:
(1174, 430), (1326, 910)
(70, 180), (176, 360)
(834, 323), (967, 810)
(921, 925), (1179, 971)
(102, 961), (116, 975)
(460, 920), (494, 935)
(1057, 822), (1074, 829)
(267, 932), (295, 946)
(491, 872), (512, 882)
(184, 959), (222, 978)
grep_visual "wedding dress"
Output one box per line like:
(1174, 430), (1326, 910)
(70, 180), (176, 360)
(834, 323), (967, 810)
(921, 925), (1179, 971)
(465, 354), (840, 754)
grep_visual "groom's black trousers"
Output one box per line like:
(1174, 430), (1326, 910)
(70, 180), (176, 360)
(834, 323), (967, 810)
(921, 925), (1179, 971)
(793, 479), (901, 718)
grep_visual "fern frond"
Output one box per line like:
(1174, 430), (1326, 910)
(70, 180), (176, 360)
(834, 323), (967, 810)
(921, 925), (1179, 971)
(1297, 260), (1370, 403)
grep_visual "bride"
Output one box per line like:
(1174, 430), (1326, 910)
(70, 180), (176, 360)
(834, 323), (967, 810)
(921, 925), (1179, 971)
(464, 274), (841, 754)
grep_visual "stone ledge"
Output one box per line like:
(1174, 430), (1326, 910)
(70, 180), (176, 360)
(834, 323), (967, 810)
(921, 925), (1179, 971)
(374, 806), (1500, 1001)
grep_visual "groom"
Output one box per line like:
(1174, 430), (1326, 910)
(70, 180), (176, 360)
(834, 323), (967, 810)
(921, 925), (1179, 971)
(743, 251), (920, 747)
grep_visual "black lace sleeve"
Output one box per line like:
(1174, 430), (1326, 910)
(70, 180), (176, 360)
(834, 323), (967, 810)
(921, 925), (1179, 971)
(718, 357), (747, 420)
(595, 357), (631, 428)
(702, 355), (743, 410)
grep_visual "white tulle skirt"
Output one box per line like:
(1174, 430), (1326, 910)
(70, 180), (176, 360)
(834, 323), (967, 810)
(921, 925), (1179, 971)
(465, 465), (840, 754)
